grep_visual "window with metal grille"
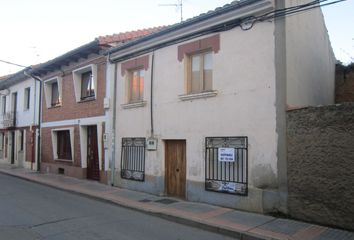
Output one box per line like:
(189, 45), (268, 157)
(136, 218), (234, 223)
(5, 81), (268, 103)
(121, 138), (145, 181)
(205, 137), (248, 195)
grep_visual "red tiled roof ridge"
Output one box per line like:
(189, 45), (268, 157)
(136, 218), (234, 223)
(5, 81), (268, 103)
(97, 26), (166, 45)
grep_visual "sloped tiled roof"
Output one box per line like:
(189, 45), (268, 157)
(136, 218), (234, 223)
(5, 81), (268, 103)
(0, 74), (13, 81)
(97, 26), (166, 45)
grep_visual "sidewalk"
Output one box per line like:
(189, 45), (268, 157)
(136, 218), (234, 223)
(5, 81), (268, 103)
(0, 164), (353, 240)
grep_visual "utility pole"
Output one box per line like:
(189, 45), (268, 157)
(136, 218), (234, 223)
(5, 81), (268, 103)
(159, 0), (183, 22)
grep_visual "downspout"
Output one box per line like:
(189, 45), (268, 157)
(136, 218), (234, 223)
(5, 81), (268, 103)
(109, 53), (117, 186)
(150, 52), (155, 137)
(24, 71), (42, 172)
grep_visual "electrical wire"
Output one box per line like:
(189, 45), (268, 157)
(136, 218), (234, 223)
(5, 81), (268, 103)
(0, 59), (26, 68)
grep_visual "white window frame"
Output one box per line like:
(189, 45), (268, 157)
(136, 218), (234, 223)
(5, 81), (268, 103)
(51, 127), (74, 162)
(24, 87), (31, 111)
(1, 96), (6, 115)
(72, 64), (98, 102)
(44, 77), (63, 108)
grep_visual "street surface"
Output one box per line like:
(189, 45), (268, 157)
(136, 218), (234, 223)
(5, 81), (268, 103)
(0, 173), (236, 240)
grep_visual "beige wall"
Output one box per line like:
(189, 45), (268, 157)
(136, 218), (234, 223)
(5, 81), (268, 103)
(285, 0), (335, 107)
(112, 21), (280, 212)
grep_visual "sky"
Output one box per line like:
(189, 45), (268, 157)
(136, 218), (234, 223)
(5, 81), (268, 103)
(0, 0), (353, 76)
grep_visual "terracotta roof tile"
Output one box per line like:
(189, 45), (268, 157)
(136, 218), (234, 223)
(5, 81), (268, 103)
(97, 26), (166, 45)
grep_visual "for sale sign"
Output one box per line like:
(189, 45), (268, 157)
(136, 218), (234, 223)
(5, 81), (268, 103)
(218, 148), (235, 162)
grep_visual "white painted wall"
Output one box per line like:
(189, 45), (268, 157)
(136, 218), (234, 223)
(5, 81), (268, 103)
(0, 77), (40, 170)
(112, 21), (278, 210)
(285, 0), (336, 107)
(0, 78), (40, 128)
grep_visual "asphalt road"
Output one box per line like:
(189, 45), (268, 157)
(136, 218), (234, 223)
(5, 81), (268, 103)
(0, 173), (237, 240)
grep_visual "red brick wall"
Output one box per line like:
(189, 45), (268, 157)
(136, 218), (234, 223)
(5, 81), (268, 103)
(41, 125), (81, 167)
(25, 126), (37, 163)
(42, 57), (106, 122)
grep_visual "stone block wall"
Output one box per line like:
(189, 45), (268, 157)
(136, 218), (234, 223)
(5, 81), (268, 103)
(287, 103), (354, 230)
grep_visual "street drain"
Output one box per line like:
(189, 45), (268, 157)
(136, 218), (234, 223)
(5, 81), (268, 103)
(155, 199), (178, 204)
(139, 199), (152, 203)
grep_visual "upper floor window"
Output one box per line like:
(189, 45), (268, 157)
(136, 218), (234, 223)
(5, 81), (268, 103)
(24, 87), (30, 110)
(177, 34), (219, 100)
(51, 82), (60, 107)
(81, 71), (95, 100)
(1, 96), (6, 115)
(44, 77), (62, 108)
(188, 51), (213, 94)
(73, 64), (97, 102)
(128, 69), (144, 103)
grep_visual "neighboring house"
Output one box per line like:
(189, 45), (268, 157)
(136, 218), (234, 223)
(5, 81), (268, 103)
(29, 27), (163, 183)
(105, 0), (335, 213)
(0, 69), (41, 170)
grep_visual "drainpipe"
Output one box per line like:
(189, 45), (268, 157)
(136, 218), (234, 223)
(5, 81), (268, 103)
(24, 71), (42, 172)
(108, 53), (117, 186)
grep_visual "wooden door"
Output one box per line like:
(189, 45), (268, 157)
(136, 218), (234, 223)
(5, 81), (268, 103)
(165, 140), (186, 198)
(87, 126), (100, 181)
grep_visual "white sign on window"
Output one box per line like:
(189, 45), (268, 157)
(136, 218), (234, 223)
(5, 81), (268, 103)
(218, 148), (235, 162)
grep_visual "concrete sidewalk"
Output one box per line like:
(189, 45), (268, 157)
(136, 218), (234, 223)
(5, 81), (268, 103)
(0, 164), (353, 240)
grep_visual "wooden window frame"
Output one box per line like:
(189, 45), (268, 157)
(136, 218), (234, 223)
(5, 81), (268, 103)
(186, 50), (213, 94)
(127, 68), (144, 104)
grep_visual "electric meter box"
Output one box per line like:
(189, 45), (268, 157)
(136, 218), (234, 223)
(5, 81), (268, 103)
(146, 137), (157, 151)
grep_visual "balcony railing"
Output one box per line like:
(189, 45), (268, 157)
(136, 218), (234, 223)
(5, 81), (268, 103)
(1, 111), (17, 128)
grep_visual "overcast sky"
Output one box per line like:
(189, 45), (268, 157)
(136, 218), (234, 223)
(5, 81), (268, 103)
(0, 0), (353, 76)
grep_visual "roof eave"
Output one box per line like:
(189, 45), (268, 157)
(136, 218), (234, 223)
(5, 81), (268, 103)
(108, 0), (273, 61)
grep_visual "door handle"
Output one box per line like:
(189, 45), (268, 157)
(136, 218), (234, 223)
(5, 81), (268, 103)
(176, 168), (179, 172)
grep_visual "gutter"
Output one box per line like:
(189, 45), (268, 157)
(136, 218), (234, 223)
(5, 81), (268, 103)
(107, 0), (272, 62)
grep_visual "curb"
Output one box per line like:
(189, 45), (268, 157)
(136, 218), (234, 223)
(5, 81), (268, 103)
(0, 170), (278, 240)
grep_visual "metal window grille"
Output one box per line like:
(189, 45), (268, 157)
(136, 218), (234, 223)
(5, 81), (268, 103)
(121, 138), (146, 181)
(205, 137), (248, 195)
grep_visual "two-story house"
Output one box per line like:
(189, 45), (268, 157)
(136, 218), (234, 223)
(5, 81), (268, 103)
(29, 27), (163, 183)
(0, 69), (41, 170)
(105, 0), (335, 213)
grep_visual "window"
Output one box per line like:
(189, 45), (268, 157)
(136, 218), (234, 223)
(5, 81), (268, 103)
(0, 133), (3, 151)
(121, 138), (145, 181)
(205, 137), (248, 195)
(44, 77), (62, 108)
(24, 87), (30, 110)
(56, 130), (72, 160)
(72, 64), (97, 102)
(80, 71), (95, 99)
(51, 82), (60, 107)
(1, 96), (6, 115)
(188, 51), (213, 94)
(19, 130), (24, 151)
(127, 69), (144, 103)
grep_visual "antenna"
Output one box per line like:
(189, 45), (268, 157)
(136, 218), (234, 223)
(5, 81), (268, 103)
(159, 0), (183, 22)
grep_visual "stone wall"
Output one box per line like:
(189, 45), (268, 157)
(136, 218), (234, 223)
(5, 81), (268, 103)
(287, 103), (354, 230)
(335, 64), (354, 103)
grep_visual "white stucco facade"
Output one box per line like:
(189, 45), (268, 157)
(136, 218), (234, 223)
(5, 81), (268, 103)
(285, 0), (336, 107)
(104, 0), (334, 213)
(0, 76), (40, 170)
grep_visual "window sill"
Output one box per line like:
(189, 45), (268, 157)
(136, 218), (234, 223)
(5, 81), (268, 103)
(179, 90), (218, 101)
(79, 97), (96, 103)
(121, 101), (147, 109)
(54, 158), (73, 162)
(49, 104), (62, 109)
